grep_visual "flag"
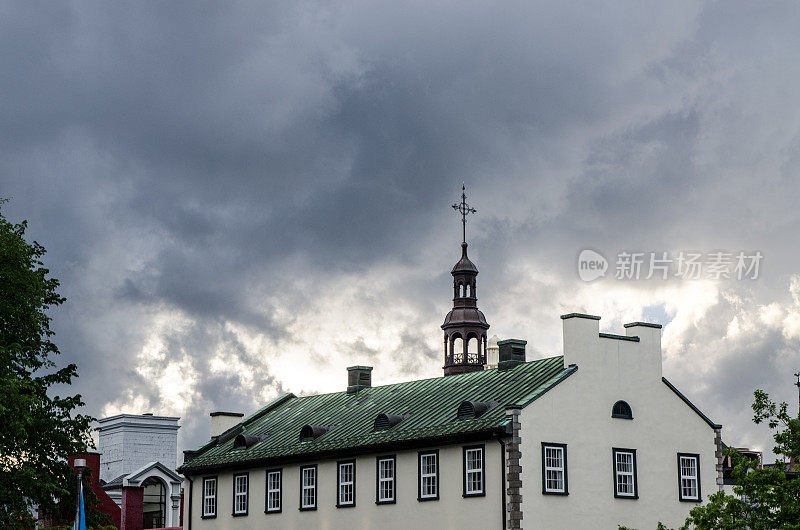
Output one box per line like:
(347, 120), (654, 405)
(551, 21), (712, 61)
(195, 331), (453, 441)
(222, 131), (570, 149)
(74, 481), (86, 530)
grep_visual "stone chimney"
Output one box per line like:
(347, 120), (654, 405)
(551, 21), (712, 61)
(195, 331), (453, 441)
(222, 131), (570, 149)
(347, 366), (373, 393)
(497, 339), (526, 370)
(210, 411), (243, 438)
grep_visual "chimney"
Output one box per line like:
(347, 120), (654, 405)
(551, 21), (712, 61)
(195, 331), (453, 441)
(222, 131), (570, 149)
(210, 411), (243, 438)
(497, 339), (526, 370)
(486, 335), (500, 368)
(561, 313), (601, 368)
(347, 366), (373, 393)
(623, 321), (664, 378)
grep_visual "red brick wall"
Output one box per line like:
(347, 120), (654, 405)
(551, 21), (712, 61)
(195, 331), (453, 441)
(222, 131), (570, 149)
(121, 487), (143, 530)
(69, 452), (121, 529)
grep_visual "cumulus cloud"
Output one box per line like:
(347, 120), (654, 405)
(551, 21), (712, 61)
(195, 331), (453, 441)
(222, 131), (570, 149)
(2, 0), (800, 458)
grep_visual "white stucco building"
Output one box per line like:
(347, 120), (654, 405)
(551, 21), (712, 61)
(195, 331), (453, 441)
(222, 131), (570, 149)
(179, 313), (721, 529)
(97, 413), (183, 528)
(178, 206), (722, 529)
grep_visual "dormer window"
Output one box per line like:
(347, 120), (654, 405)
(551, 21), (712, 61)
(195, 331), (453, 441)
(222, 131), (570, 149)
(612, 400), (633, 420)
(232, 434), (266, 450)
(456, 401), (498, 420)
(373, 413), (408, 431)
(299, 425), (333, 442)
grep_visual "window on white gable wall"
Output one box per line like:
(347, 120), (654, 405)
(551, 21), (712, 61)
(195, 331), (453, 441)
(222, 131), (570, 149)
(541, 443), (568, 495)
(233, 473), (248, 515)
(337, 460), (356, 507)
(202, 477), (217, 518)
(613, 448), (638, 499)
(678, 453), (701, 502)
(463, 445), (485, 496)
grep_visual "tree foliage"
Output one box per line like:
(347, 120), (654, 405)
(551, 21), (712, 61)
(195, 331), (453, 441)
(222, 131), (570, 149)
(0, 200), (96, 528)
(678, 388), (800, 529)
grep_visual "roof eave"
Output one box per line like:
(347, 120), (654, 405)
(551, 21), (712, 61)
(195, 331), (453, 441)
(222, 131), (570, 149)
(507, 364), (579, 409)
(178, 426), (506, 475)
(662, 376), (722, 430)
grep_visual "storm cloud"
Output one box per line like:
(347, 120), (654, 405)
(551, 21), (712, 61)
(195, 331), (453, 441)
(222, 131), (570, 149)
(2, 0), (800, 458)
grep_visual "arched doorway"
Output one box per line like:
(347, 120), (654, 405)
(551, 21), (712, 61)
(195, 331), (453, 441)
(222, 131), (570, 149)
(142, 476), (167, 529)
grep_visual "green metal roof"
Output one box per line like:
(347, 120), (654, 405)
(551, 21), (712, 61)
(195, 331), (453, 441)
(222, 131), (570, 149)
(179, 356), (576, 473)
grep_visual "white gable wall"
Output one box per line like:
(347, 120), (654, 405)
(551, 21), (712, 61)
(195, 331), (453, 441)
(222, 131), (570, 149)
(519, 316), (718, 529)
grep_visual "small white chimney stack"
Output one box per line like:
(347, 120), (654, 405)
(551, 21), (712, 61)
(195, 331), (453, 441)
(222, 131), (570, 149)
(210, 411), (243, 438)
(486, 335), (500, 368)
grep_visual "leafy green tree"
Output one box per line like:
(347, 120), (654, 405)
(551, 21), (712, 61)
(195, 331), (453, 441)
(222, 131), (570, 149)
(679, 388), (799, 530)
(0, 200), (97, 528)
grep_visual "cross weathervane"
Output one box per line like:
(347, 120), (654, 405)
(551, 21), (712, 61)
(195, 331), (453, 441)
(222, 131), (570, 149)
(795, 371), (800, 415)
(452, 184), (477, 244)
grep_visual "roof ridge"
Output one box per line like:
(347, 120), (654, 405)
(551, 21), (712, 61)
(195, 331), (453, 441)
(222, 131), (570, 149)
(285, 355), (566, 400)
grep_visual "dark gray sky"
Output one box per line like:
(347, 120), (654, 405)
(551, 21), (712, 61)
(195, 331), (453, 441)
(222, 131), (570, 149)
(3, 1), (800, 460)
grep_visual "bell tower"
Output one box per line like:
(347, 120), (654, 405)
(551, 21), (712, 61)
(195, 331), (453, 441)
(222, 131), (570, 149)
(442, 185), (490, 376)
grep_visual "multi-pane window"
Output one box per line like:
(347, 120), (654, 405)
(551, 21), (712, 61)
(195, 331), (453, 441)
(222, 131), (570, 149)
(541, 443), (568, 494)
(463, 446), (485, 496)
(337, 460), (356, 507)
(202, 477), (217, 518)
(376, 456), (396, 504)
(300, 465), (317, 510)
(613, 448), (638, 498)
(678, 454), (701, 501)
(418, 451), (439, 500)
(233, 473), (248, 515)
(266, 469), (282, 513)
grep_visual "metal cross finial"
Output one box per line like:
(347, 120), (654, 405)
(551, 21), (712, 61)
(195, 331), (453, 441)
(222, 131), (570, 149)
(795, 371), (800, 416)
(452, 183), (477, 244)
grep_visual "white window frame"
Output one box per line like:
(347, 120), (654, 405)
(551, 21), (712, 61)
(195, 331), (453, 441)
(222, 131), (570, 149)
(266, 469), (282, 513)
(613, 448), (638, 499)
(376, 456), (396, 504)
(678, 453), (701, 501)
(542, 443), (568, 495)
(202, 476), (217, 518)
(418, 451), (439, 500)
(337, 460), (356, 507)
(232, 473), (248, 515)
(300, 465), (317, 510)
(463, 445), (485, 496)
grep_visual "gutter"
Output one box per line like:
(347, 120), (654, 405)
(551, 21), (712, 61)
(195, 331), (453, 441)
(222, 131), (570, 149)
(180, 427), (505, 474)
(185, 476), (192, 530)
(498, 438), (507, 530)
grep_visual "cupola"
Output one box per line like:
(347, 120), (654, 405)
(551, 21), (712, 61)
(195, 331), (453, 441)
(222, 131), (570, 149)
(442, 185), (490, 376)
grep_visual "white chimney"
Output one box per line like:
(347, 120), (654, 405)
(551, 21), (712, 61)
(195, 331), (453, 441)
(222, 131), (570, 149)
(561, 313), (601, 368)
(486, 335), (500, 368)
(210, 411), (243, 438)
(623, 321), (664, 378)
